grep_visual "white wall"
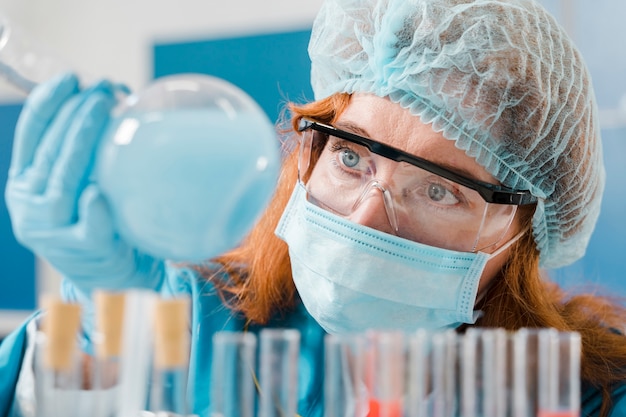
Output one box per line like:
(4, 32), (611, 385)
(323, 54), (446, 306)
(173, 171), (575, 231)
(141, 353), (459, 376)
(0, 0), (323, 100)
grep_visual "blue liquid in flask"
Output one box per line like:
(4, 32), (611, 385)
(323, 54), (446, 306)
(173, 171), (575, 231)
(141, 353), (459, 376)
(96, 75), (280, 262)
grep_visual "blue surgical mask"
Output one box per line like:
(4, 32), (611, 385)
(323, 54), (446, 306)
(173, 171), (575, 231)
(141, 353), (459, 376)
(275, 182), (516, 335)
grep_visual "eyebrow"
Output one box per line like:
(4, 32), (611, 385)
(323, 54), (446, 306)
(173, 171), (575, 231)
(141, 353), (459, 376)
(333, 121), (491, 184)
(335, 121), (372, 138)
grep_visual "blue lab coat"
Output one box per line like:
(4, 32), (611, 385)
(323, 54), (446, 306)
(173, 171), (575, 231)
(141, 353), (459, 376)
(1, 264), (626, 416)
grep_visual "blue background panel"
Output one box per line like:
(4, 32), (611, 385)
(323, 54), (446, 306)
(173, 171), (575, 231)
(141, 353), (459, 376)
(153, 29), (314, 124)
(550, 127), (626, 297)
(0, 103), (36, 311)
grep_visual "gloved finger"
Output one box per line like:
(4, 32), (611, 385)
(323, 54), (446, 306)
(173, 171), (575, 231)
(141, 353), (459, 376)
(4, 185), (76, 235)
(21, 185), (116, 255)
(24, 80), (115, 196)
(74, 183), (116, 244)
(112, 82), (132, 96)
(19, 92), (89, 195)
(9, 72), (80, 177)
(43, 185), (140, 287)
(47, 184), (116, 250)
(46, 84), (116, 208)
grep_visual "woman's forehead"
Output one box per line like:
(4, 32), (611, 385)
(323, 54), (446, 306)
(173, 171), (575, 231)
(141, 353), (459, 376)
(338, 94), (497, 184)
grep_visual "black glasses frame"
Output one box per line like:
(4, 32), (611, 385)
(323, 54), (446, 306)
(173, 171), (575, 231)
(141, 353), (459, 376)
(298, 118), (537, 206)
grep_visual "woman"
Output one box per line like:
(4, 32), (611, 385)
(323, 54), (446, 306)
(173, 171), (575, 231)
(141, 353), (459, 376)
(3, 0), (626, 416)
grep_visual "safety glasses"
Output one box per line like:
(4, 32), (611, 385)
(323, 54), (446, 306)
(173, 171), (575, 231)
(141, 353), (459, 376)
(297, 118), (537, 252)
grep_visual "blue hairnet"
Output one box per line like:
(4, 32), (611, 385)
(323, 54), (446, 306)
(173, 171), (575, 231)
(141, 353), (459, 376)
(309, 0), (605, 269)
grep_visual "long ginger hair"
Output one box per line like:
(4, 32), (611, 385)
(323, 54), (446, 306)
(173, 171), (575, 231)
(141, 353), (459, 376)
(196, 93), (626, 416)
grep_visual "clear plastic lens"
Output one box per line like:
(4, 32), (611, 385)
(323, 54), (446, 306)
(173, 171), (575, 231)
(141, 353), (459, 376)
(299, 130), (517, 252)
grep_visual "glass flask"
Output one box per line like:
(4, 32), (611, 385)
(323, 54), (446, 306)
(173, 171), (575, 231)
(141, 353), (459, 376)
(0, 14), (281, 262)
(97, 74), (280, 261)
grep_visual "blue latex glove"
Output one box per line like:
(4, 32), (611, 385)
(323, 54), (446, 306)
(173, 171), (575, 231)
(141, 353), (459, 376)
(4, 72), (165, 296)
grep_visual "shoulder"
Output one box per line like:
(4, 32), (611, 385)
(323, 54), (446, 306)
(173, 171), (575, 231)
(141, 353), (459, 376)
(582, 380), (626, 417)
(609, 385), (626, 417)
(1, 312), (40, 417)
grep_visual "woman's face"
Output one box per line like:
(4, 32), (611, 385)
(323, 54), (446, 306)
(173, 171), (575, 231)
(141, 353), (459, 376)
(322, 93), (523, 295)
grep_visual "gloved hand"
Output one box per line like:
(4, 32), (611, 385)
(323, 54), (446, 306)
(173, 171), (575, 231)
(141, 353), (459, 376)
(5, 72), (165, 296)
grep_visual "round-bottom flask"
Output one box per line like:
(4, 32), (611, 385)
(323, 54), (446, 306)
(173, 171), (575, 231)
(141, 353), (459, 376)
(96, 74), (281, 261)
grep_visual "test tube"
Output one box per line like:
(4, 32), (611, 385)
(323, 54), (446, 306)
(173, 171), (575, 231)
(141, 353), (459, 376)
(324, 333), (369, 417)
(406, 329), (432, 417)
(364, 330), (406, 417)
(150, 297), (192, 415)
(461, 328), (512, 417)
(430, 330), (458, 417)
(460, 328), (481, 417)
(481, 328), (509, 417)
(537, 329), (581, 417)
(210, 331), (257, 417)
(34, 297), (82, 417)
(117, 290), (157, 417)
(512, 328), (541, 417)
(258, 328), (300, 417)
(91, 290), (127, 417)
